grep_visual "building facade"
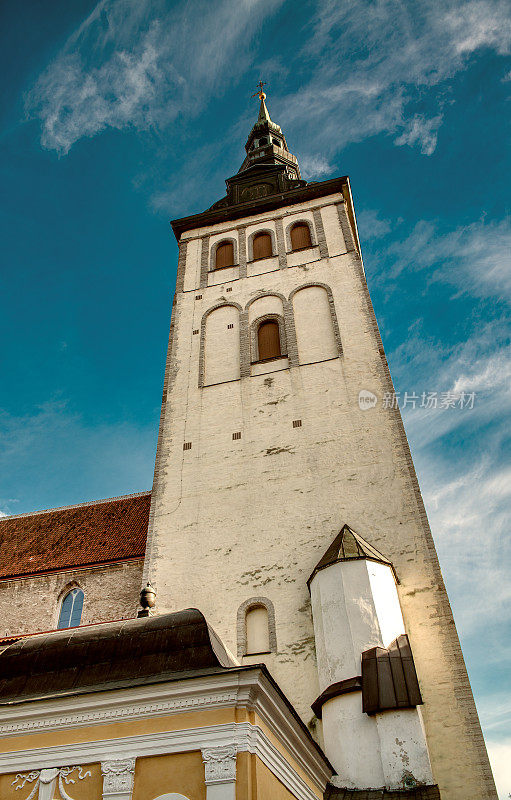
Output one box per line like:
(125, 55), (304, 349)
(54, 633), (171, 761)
(0, 93), (497, 800)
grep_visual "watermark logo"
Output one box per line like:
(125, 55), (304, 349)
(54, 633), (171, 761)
(358, 389), (378, 410)
(357, 389), (476, 410)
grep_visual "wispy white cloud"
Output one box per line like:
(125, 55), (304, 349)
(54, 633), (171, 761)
(485, 737), (511, 799)
(26, 0), (284, 154)
(394, 114), (443, 155)
(357, 209), (393, 239)
(0, 400), (155, 512)
(26, 0), (511, 159)
(367, 213), (511, 301)
(300, 154), (333, 179)
(280, 0), (511, 156)
(394, 321), (511, 448)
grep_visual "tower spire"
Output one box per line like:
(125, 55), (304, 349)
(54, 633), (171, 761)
(252, 80), (271, 124)
(208, 83), (306, 211)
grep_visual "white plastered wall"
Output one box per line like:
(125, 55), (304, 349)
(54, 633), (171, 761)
(203, 305), (240, 386)
(293, 286), (337, 365)
(144, 192), (497, 800)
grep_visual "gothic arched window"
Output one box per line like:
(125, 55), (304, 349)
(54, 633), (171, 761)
(252, 232), (273, 260)
(245, 605), (270, 655)
(215, 241), (235, 270)
(57, 587), (84, 629)
(290, 222), (312, 251)
(257, 320), (281, 361)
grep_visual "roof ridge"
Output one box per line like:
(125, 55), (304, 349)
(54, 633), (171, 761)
(0, 490), (151, 521)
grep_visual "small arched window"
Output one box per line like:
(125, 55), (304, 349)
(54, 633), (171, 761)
(245, 605), (270, 655)
(252, 232), (273, 260)
(258, 320), (281, 361)
(57, 587), (84, 629)
(290, 222), (312, 251)
(215, 241), (235, 270)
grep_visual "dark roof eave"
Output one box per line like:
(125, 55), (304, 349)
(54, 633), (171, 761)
(170, 175), (349, 241)
(0, 555), (145, 582)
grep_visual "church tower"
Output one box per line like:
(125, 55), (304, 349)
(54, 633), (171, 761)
(142, 90), (496, 799)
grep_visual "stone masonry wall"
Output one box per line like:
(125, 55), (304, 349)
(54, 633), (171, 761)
(0, 560), (143, 638)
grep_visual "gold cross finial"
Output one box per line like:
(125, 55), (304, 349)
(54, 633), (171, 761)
(252, 80), (267, 101)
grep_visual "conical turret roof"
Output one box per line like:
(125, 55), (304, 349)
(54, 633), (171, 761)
(307, 525), (396, 587)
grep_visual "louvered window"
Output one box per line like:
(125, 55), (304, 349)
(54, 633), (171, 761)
(253, 232), (273, 260)
(215, 241), (235, 269)
(362, 634), (423, 715)
(290, 222), (312, 251)
(258, 321), (281, 361)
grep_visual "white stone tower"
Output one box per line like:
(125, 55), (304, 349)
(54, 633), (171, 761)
(142, 90), (496, 799)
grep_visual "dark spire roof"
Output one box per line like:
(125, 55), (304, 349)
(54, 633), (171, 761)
(208, 90), (306, 211)
(307, 525), (396, 587)
(237, 90), (301, 177)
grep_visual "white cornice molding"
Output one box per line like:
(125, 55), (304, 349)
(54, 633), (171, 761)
(0, 723), (322, 800)
(0, 669), (331, 791)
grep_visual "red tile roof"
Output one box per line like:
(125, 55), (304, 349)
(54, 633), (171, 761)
(0, 492), (150, 579)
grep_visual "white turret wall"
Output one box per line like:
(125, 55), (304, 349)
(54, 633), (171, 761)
(310, 558), (434, 789)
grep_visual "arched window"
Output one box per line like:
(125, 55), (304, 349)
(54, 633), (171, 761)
(215, 241), (235, 269)
(245, 605), (270, 655)
(257, 320), (281, 361)
(57, 587), (84, 629)
(152, 795), (191, 800)
(290, 222), (312, 251)
(252, 232), (273, 260)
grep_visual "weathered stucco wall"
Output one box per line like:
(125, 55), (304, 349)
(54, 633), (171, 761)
(0, 560), (143, 637)
(143, 192), (496, 799)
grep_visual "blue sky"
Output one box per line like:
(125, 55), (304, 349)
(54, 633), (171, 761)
(1, 0), (510, 793)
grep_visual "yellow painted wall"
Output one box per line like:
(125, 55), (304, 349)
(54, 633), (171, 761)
(254, 712), (324, 796)
(0, 706), (239, 753)
(0, 763), (101, 800)
(133, 751), (206, 800)
(255, 757), (299, 800)
(236, 752), (299, 800)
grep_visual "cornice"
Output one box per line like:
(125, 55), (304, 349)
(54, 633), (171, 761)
(0, 668), (332, 790)
(0, 723), (323, 800)
(171, 176), (349, 240)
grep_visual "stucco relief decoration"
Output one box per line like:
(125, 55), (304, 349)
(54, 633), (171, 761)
(12, 766), (92, 800)
(240, 184), (271, 202)
(202, 745), (237, 784)
(101, 758), (136, 795)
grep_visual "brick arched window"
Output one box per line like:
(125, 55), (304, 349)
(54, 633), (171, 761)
(215, 241), (235, 269)
(253, 232), (273, 260)
(258, 320), (281, 361)
(290, 222), (312, 251)
(237, 596), (277, 657)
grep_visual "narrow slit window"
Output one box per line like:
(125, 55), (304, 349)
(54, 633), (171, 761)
(290, 222), (312, 251)
(215, 241), (235, 270)
(252, 232), (273, 260)
(257, 321), (281, 361)
(57, 587), (84, 630)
